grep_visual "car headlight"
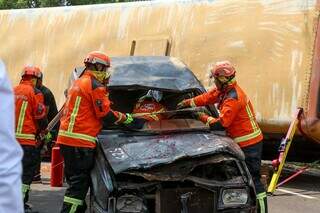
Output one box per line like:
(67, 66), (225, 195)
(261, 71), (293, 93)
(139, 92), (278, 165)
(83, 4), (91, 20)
(222, 189), (248, 205)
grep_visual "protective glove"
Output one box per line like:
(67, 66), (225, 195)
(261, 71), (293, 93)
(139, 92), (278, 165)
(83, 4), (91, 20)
(194, 111), (207, 120)
(44, 132), (53, 144)
(176, 99), (190, 109)
(124, 117), (146, 130)
(194, 112), (216, 126)
(123, 113), (134, 124)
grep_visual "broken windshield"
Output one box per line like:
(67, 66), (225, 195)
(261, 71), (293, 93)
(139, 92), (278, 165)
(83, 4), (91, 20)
(136, 119), (210, 133)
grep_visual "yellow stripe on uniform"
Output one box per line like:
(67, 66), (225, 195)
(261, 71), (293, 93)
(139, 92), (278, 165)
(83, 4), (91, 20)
(257, 192), (267, 213)
(58, 130), (96, 143)
(22, 184), (30, 199)
(16, 101), (28, 133)
(234, 102), (262, 143)
(68, 96), (82, 132)
(15, 133), (35, 140)
(245, 104), (258, 131)
(64, 196), (84, 213)
(234, 129), (262, 143)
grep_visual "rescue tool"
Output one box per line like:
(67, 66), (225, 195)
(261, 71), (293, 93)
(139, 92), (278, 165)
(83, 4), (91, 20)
(267, 108), (303, 194)
(132, 106), (206, 118)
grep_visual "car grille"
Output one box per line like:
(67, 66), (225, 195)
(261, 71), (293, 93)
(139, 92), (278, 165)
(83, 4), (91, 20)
(156, 187), (215, 213)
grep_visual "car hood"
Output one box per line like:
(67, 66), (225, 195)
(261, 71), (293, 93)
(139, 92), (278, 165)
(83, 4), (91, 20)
(97, 131), (244, 174)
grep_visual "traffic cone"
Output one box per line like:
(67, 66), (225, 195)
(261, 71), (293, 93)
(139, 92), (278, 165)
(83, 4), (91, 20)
(50, 145), (64, 187)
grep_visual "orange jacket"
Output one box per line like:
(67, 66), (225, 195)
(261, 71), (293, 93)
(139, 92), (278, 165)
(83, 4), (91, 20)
(189, 82), (263, 148)
(14, 80), (47, 146)
(133, 99), (166, 121)
(57, 71), (127, 149)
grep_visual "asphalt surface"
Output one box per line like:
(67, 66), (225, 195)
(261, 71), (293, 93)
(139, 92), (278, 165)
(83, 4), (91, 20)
(29, 163), (320, 213)
(268, 174), (320, 213)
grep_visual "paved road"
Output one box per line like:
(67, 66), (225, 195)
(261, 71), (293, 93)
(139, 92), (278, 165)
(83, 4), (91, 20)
(29, 165), (320, 213)
(268, 174), (320, 213)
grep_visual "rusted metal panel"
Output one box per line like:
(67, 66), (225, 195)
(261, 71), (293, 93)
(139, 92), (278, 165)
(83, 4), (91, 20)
(299, 0), (320, 142)
(0, 0), (319, 141)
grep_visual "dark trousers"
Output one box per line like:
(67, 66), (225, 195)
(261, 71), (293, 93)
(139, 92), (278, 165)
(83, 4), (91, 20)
(34, 143), (44, 180)
(242, 142), (268, 213)
(60, 144), (95, 213)
(22, 145), (41, 204)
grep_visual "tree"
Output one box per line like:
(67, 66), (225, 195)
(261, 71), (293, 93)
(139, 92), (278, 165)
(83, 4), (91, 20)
(0, 0), (136, 9)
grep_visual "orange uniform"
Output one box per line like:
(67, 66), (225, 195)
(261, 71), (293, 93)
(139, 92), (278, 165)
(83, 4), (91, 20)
(133, 99), (166, 121)
(57, 71), (127, 149)
(189, 82), (263, 148)
(14, 80), (47, 146)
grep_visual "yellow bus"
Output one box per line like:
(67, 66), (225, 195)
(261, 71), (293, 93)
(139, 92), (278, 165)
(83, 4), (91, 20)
(1, 0), (319, 142)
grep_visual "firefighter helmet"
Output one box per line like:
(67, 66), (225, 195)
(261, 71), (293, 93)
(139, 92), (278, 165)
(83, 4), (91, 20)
(210, 61), (236, 78)
(21, 66), (42, 79)
(84, 51), (111, 67)
(140, 90), (163, 102)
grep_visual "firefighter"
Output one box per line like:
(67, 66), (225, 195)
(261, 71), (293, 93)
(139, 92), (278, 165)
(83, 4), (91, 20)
(33, 70), (59, 183)
(177, 61), (267, 213)
(14, 65), (48, 213)
(57, 51), (135, 213)
(133, 90), (167, 121)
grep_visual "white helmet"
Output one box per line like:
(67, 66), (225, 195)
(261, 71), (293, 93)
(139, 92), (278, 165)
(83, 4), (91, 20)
(140, 90), (163, 102)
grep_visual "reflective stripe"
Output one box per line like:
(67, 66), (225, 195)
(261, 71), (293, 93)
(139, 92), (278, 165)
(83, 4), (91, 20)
(16, 101), (28, 133)
(245, 104), (258, 130)
(206, 116), (215, 127)
(22, 184), (30, 199)
(190, 99), (196, 107)
(257, 192), (267, 199)
(68, 96), (81, 132)
(16, 101), (36, 140)
(149, 114), (160, 121)
(59, 130), (96, 143)
(234, 128), (262, 143)
(149, 107), (165, 121)
(233, 102), (262, 143)
(15, 133), (35, 140)
(58, 96), (96, 143)
(257, 192), (267, 213)
(64, 196), (83, 213)
(60, 96), (96, 144)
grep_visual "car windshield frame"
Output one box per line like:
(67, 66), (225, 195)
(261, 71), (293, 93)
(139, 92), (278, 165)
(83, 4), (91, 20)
(131, 118), (211, 134)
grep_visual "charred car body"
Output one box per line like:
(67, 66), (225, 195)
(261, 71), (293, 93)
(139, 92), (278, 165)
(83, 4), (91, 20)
(89, 56), (257, 213)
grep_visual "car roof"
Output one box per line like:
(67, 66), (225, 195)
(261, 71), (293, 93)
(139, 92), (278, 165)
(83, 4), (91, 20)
(108, 56), (205, 92)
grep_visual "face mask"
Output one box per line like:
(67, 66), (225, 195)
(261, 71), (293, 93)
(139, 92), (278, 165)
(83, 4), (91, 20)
(92, 71), (108, 84)
(214, 78), (223, 90)
(214, 76), (236, 90)
(31, 78), (38, 87)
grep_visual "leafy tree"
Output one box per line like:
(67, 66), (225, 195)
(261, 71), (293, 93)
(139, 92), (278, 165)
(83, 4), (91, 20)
(0, 0), (136, 9)
(40, 0), (64, 7)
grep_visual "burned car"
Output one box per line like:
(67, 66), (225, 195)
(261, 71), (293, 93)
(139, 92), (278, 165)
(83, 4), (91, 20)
(90, 56), (257, 213)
